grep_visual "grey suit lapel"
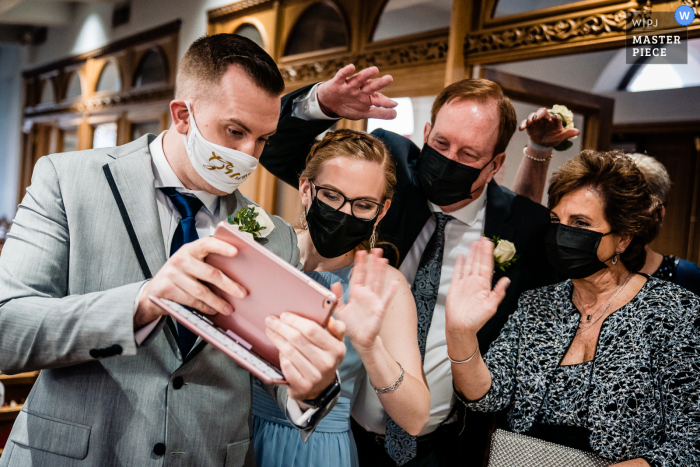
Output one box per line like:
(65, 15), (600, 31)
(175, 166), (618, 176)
(103, 139), (167, 279)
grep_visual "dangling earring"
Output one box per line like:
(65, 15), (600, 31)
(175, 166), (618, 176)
(612, 253), (619, 265)
(369, 226), (377, 250)
(299, 210), (308, 230)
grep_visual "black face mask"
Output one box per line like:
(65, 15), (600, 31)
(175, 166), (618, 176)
(545, 223), (615, 279)
(306, 197), (375, 259)
(416, 143), (494, 206)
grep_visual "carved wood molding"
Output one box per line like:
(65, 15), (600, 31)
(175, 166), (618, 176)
(281, 38), (448, 82)
(208, 0), (275, 21)
(24, 87), (175, 118)
(22, 20), (181, 78)
(466, 9), (636, 56)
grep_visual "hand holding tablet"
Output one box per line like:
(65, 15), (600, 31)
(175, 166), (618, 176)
(150, 222), (345, 401)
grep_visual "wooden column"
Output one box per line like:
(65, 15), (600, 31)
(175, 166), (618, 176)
(445, 0), (477, 86)
(78, 117), (93, 150)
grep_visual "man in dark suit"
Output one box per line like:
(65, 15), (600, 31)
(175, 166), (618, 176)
(261, 68), (577, 467)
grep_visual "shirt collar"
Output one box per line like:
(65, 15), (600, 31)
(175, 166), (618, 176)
(430, 184), (487, 226)
(149, 131), (219, 215)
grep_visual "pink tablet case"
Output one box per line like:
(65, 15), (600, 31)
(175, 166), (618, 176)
(154, 222), (337, 379)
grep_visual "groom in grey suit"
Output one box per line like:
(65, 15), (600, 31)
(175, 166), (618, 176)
(0, 35), (394, 467)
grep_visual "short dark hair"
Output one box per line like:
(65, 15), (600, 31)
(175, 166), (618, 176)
(548, 150), (663, 272)
(176, 34), (284, 99)
(430, 79), (517, 156)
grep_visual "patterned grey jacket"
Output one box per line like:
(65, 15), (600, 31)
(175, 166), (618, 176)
(458, 277), (700, 466)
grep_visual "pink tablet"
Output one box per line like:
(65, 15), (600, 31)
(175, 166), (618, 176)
(150, 221), (338, 385)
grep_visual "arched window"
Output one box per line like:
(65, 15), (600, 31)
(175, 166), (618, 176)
(39, 79), (56, 105)
(284, 2), (347, 56)
(133, 49), (168, 88)
(234, 23), (265, 49)
(96, 61), (121, 93)
(624, 56), (700, 92)
(372, 0), (452, 42)
(65, 72), (83, 101)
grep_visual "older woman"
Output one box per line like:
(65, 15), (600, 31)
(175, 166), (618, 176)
(445, 150), (700, 466)
(628, 153), (700, 295)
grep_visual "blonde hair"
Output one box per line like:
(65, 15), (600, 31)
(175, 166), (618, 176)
(300, 129), (396, 200)
(300, 129), (397, 255)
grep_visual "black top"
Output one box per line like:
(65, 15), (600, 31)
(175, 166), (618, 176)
(652, 255), (700, 296)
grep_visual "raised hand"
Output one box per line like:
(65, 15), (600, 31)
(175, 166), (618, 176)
(445, 237), (510, 336)
(518, 107), (580, 148)
(316, 64), (398, 120)
(331, 249), (399, 351)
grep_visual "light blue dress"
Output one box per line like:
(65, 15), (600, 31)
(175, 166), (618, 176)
(252, 263), (364, 467)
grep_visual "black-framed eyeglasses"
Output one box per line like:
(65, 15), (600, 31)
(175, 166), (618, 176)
(310, 181), (385, 221)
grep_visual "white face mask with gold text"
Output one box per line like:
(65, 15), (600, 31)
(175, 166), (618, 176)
(181, 101), (258, 194)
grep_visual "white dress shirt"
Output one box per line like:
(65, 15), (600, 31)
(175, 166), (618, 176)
(352, 187), (488, 436)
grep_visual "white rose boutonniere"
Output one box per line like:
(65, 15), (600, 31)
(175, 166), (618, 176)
(227, 205), (275, 241)
(548, 104), (577, 151)
(489, 236), (519, 272)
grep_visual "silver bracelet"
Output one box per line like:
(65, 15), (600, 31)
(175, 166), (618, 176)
(372, 362), (404, 394)
(447, 345), (480, 364)
(523, 146), (552, 162)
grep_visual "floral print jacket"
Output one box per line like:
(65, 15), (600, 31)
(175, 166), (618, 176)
(457, 278), (700, 466)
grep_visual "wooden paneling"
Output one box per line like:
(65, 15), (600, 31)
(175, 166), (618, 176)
(17, 22), (180, 205)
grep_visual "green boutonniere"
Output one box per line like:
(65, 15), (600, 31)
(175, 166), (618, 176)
(226, 205), (275, 241)
(487, 235), (519, 272)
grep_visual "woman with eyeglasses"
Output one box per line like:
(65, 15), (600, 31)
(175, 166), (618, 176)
(252, 129), (430, 467)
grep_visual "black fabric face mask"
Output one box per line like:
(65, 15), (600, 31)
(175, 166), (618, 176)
(306, 197), (375, 259)
(545, 223), (615, 279)
(416, 143), (494, 206)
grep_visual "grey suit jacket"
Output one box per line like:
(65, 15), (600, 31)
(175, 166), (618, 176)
(0, 135), (321, 467)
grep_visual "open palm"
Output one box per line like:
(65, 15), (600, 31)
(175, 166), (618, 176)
(331, 250), (399, 351)
(445, 238), (510, 335)
(316, 64), (398, 120)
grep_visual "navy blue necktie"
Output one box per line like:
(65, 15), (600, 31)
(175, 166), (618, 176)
(160, 187), (204, 357)
(385, 212), (453, 465)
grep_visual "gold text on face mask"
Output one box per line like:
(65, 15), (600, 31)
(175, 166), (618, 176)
(203, 152), (251, 181)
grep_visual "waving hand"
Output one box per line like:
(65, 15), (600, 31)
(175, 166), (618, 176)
(331, 249), (399, 351)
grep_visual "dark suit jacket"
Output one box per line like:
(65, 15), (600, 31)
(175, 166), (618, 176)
(262, 85), (559, 352)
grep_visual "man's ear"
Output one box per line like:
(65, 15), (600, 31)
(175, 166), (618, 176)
(484, 152), (506, 183)
(170, 100), (190, 136)
(374, 199), (392, 226)
(423, 123), (432, 144)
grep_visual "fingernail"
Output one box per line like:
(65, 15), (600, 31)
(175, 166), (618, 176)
(235, 287), (246, 299)
(280, 312), (292, 323)
(265, 316), (275, 326)
(224, 304), (233, 315)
